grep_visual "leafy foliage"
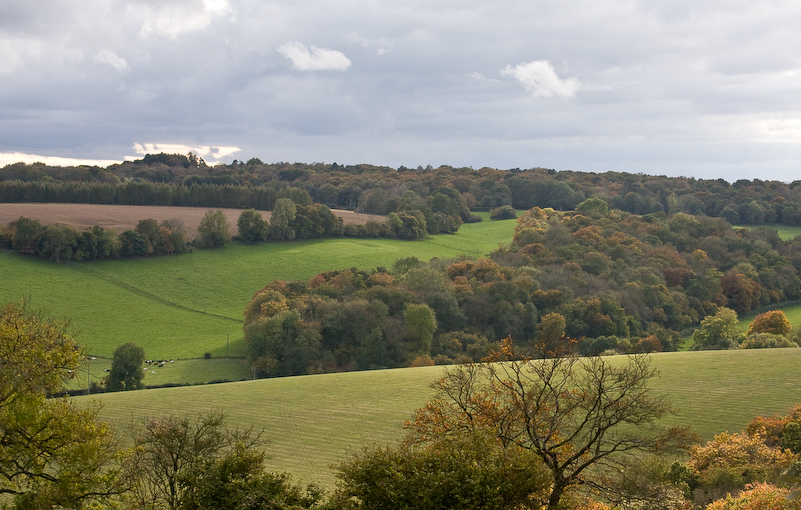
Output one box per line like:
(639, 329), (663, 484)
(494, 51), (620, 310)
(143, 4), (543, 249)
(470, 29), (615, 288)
(0, 300), (124, 507)
(404, 345), (691, 510)
(197, 209), (231, 248)
(125, 411), (263, 510)
(692, 308), (743, 350)
(332, 430), (550, 510)
(747, 310), (792, 336)
(107, 342), (146, 391)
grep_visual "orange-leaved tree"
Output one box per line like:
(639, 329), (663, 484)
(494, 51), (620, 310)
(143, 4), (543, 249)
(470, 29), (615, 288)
(747, 310), (792, 337)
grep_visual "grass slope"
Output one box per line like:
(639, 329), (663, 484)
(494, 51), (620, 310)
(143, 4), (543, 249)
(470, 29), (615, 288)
(734, 223), (801, 241)
(1, 214), (516, 361)
(76, 348), (801, 489)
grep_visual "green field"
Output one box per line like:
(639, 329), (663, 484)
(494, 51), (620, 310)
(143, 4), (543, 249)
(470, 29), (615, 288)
(734, 223), (801, 241)
(1, 213), (516, 365)
(74, 348), (801, 489)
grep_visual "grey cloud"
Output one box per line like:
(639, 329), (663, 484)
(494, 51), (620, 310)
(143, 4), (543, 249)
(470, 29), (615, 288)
(3, 0), (801, 180)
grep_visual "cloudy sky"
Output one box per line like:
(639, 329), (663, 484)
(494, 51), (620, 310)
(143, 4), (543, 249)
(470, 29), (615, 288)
(2, 0), (801, 181)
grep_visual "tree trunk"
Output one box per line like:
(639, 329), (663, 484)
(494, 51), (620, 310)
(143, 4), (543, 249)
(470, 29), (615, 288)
(547, 482), (566, 510)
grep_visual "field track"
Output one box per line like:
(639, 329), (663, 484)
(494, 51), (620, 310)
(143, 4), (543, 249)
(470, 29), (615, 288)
(0, 203), (385, 238)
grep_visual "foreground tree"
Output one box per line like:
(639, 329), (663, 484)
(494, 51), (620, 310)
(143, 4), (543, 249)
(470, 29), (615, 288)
(333, 430), (550, 509)
(107, 342), (146, 391)
(405, 340), (691, 509)
(0, 300), (125, 507)
(125, 411), (262, 510)
(705, 483), (801, 510)
(179, 443), (324, 510)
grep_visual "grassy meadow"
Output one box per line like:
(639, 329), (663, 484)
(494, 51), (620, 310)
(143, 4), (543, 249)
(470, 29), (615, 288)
(0, 212), (515, 364)
(734, 223), (801, 241)
(75, 348), (801, 489)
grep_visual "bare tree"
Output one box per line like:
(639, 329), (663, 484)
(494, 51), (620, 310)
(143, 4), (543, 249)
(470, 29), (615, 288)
(406, 340), (692, 510)
(125, 411), (261, 510)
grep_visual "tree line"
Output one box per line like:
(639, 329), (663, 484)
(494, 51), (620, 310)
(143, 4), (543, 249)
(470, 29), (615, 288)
(6, 299), (801, 510)
(0, 195), (467, 263)
(242, 200), (801, 378)
(4, 154), (801, 226)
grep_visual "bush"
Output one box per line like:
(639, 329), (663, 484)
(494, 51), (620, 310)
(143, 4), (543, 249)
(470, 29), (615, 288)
(705, 483), (801, 510)
(409, 354), (435, 367)
(490, 205), (517, 220)
(740, 333), (796, 349)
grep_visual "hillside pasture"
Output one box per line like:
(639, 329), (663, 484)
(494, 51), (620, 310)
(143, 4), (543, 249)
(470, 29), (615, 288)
(76, 348), (801, 489)
(0, 203), (385, 238)
(0, 209), (515, 364)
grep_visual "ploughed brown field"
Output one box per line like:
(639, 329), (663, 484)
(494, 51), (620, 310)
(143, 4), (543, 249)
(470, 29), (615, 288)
(0, 203), (385, 238)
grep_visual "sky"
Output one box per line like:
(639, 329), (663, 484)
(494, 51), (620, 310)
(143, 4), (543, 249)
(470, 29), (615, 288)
(2, 0), (801, 181)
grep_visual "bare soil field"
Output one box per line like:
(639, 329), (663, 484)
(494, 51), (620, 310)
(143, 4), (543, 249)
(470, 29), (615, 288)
(0, 203), (385, 238)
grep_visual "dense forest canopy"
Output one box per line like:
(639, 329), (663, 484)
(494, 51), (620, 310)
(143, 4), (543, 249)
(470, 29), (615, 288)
(242, 206), (801, 377)
(2, 154), (801, 226)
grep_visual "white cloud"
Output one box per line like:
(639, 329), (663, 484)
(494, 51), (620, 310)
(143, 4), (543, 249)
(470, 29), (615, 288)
(132, 0), (233, 40)
(277, 42), (352, 71)
(133, 143), (241, 161)
(0, 152), (122, 167)
(753, 118), (801, 143)
(500, 60), (580, 98)
(344, 33), (393, 55)
(469, 72), (497, 83)
(94, 50), (128, 74)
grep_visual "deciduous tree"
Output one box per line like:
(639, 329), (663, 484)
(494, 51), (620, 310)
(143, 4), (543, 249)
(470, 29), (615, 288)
(746, 310), (792, 337)
(333, 430), (550, 509)
(405, 343), (690, 510)
(237, 208), (268, 244)
(125, 411), (261, 510)
(197, 209), (231, 248)
(178, 444), (324, 510)
(270, 198), (297, 241)
(107, 342), (146, 391)
(692, 307), (743, 350)
(0, 300), (125, 507)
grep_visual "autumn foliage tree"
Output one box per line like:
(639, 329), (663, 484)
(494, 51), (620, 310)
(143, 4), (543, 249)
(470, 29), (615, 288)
(704, 483), (801, 510)
(0, 300), (124, 507)
(404, 341), (690, 510)
(747, 310), (792, 337)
